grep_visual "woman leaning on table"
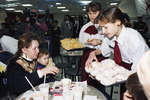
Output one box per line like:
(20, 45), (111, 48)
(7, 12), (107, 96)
(79, 2), (107, 89)
(7, 32), (59, 96)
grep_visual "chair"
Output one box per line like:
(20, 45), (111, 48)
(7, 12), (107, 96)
(64, 56), (82, 81)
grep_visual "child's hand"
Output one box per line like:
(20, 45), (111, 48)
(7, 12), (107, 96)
(48, 66), (59, 75)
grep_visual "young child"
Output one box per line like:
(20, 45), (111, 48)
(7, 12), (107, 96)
(37, 48), (59, 82)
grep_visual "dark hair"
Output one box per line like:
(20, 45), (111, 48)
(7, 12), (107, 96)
(38, 48), (49, 58)
(126, 73), (147, 100)
(96, 6), (125, 24)
(86, 2), (102, 12)
(16, 32), (40, 57)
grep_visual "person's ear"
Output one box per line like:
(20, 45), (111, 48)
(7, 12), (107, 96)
(115, 20), (121, 26)
(22, 48), (27, 54)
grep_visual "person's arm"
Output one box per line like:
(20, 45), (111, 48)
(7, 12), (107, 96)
(85, 49), (101, 68)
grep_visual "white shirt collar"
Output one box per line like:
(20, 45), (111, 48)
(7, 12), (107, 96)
(22, 53), (33, 61)
(116, 25), (126, 44)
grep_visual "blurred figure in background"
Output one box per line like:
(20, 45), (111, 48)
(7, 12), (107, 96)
(51, 20), (61, 57)
(60, 15), (73, 39)
(134, 16), (148, 38)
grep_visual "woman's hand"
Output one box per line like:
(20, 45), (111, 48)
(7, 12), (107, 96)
(41, 66), (59, 75)
(85, 50), (98, 68)
(123, 90), (133, 100)
(87, 39), (102, 46)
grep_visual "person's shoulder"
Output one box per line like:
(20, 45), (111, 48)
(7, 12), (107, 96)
(80, 22), (92, 31)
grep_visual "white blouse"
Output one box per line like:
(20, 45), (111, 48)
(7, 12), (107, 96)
(79, 21), (104, 49)
(100, 25), (149, 73)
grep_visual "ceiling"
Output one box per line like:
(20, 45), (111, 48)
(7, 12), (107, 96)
(0, 0), (121, 14)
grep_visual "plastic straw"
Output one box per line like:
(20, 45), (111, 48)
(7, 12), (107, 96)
(25, 76), (37, 92)
(44, 74), (46, 86)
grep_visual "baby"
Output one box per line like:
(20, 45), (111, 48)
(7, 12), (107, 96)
(37, 48), (59, 82)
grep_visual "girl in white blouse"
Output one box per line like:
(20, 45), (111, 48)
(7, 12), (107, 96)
(79, 2), (106, 91)
(86, 6), (149, 73)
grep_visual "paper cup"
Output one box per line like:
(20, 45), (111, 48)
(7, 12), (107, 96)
(38, 84), (49, 100)
(61, 78), (71, 90)
(63, 91), (73, 100)
(72, 86), (83, 100)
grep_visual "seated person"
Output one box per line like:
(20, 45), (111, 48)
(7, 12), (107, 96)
(7, 32), (59, 96)
(0, 44), (13, 65)
(37, 48), (57, 82)
(124, 73), (147, 100)
(0, 35), (18, 54)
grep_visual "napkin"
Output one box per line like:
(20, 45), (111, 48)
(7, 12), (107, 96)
(83, 95), (97, 100)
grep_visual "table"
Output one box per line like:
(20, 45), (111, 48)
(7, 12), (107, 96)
(16, 82), (107, 100)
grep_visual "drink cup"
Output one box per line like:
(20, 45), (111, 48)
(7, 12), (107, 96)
(62, 90), (73, 100)
(72, 86), (83, 100)
(38, 84), (49, 100)
(32, 91), (44, 100)
(61, 78), (71, 90)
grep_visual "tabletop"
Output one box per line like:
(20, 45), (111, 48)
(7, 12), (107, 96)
(16, 82), (107, 100)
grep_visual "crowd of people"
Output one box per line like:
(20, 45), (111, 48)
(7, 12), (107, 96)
(0, 1), (150, 100)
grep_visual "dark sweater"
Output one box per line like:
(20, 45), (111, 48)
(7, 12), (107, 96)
(7, 57), (42, 95)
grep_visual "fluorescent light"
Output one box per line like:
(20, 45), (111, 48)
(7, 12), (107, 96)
(79, 0), (92, 5)
(82, 8), (86, 11)
(110, 2), (118, 5)
(7, 3), (19, 7)
(57, 6), (66, 9)
(56, 3), (61, 5)
(14, 10), (23, 13)
(5, 8), (15, 10)
(6, 0), (18, 1)
(22, 4), (32, 7)
(61, 9), (69, 12)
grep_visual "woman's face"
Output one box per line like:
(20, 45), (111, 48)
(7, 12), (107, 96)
(88, 11), (100, 23)
(99, 21), (119, 39)
(22, 40), (39, 59)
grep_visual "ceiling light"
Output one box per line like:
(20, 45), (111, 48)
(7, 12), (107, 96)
(50, 5), (54, 7)
(22, 4), (32, 7)
(14, 10), (23, 13)
(6, 0), (18, 1)
(82, 8), (86, 11)
(61, 9), (69, 12)
(79, 0), (92, 5)
(56, 3), (61, 5)
(57, 6), (66, 9)
(7, 3), (19, 7)
(5, 8), (15, 10)
(110, 2), (118, 6)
